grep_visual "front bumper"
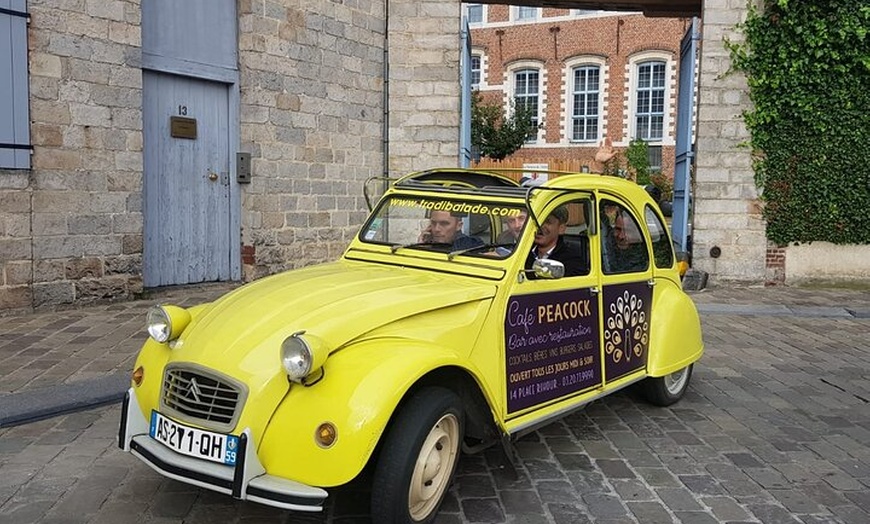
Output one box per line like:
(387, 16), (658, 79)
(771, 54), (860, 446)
(118, 387), (328, 512)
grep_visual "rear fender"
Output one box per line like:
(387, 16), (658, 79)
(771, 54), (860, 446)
(647, 281), (704, 377)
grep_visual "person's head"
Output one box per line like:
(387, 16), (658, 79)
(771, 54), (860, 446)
(534, 206), (568, 251)
(602, 203), (619, 226)
(613, 211), (641, 251)
(428, 210), (463, 243)
(504, 211), (528, 239)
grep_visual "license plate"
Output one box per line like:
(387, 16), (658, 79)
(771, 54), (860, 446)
(149, 411), (239, 466)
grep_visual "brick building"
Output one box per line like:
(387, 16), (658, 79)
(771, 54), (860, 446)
(467, 6), (691, 176)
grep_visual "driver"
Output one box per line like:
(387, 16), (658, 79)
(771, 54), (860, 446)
(422, 210), (484, 250)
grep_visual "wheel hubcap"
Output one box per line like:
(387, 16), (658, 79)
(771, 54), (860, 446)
(664, 367), (689, 395)
(408, 413), (460, 521)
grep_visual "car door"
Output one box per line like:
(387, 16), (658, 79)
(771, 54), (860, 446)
(502, 195), (604, 419)
(597, 196), (654, 386)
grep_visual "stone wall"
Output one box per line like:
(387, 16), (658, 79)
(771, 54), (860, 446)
(387, 0), (461, 175)
(2, 0), (465, 312)
(784, 244), (870, 284)
(692, 0), (768, 282)
(0, 172), (31, 311)
(0, 0), (144, 312)
(236, 0), (387, 280)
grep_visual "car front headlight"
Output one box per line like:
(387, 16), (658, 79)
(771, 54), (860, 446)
(281, 331), (328, 382)
(146, 305), (191, 343)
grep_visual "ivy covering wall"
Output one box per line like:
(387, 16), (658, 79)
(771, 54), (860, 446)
(728, 0), (870, 245)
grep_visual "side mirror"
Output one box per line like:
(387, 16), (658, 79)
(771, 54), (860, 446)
(532, 258), (565, 279)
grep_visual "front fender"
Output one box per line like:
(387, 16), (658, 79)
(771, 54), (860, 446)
(131, 338), (172, 419)
(257, 338), (475, 487)
(129, 303), (214, 411)
(647, 280), (704, 376)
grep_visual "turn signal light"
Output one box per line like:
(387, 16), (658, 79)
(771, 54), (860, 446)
(132, 366), (144, 386)
(315, 422), (337, 448)
(677, 260), (689, 277)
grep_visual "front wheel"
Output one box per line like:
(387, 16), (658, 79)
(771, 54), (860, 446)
(640, 364), (693, 406)
(371, 387), (464, 524)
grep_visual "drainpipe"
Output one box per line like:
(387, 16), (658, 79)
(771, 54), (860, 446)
(382, 0), (390, 187)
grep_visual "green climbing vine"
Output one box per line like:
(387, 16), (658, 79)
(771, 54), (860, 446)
(727, 0), (870, 245)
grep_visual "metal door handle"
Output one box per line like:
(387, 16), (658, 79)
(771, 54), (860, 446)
(208, 170), (218, 181)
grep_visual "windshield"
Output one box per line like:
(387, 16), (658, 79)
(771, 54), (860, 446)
(360, 195), (530, 258)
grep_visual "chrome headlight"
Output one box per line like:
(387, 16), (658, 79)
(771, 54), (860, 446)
(281, 331), (328, 382)
(146, 305), (191, 343)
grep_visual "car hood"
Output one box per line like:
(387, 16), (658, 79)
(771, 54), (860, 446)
(173, 260), (497, 368)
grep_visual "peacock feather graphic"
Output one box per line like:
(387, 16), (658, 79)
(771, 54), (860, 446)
(604, 290), (649, 365)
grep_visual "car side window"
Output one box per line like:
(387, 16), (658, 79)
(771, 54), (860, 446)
(561, 199), (592, 277)
(600, 200), (649, 274)
(524, 198), (592, 278)
(645, 205), (674, 269)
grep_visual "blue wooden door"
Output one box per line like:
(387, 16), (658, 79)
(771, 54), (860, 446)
(143, 72), (232, 287)
(672, 18), (700, 254)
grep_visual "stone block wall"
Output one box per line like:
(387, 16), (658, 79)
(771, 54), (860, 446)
(387, 0), (461, 175)
(0, 0), (144, 312)
(0, 173), (32, 311)
(692, 0), (768, 282)
(236, 0), (388, 280)
(0, 0), (470, 311)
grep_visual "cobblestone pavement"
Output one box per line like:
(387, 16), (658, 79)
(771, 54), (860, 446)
(0, 284), (869, 523)
(0, 283), (240, 396)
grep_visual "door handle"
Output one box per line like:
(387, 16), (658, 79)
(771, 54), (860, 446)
(590, 287), (600, 295)
(207, 170), (218, 181)
(647, 279), (656, 287)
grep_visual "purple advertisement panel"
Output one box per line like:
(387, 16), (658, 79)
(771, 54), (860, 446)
(504, 288), (601, 413)
(602, 282), (652, 382)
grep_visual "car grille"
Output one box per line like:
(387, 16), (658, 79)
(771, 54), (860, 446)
(161, 366), (246, 432)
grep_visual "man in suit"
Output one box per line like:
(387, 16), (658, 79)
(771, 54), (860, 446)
(497, 210), (528, 245)
(525, 206), (589, 278)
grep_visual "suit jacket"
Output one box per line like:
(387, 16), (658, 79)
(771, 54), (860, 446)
(525, 236), (589, 279)
(451, 233), (484, 251)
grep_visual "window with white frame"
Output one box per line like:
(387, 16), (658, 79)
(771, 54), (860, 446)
(514, 68), (540, 142)
(635, 60), (666, 142)
(571, 65), (600, 142)
(648, 145), (662, 173)
(514, 6), (539, 21)
(0, 1), (31, 169)
(471, 55), (481, 89)
(466, 4), (484, 24)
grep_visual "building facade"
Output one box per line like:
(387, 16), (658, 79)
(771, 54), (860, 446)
(0, 0), (462, 313)
(466, 5), (691, 177)
(2, 0), (866, 314)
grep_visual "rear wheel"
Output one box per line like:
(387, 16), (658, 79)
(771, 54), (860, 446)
(371, 387), (464, 524)
(640, 364), (693, 406)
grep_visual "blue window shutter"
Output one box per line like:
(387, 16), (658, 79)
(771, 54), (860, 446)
(0, 0), (31, 169)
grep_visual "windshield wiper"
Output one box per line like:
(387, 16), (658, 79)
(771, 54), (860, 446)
(390, 241), (451, 254)
(448, 243), (516, 260)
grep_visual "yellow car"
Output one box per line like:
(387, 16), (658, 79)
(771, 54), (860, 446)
(119, 168), (703, 523)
